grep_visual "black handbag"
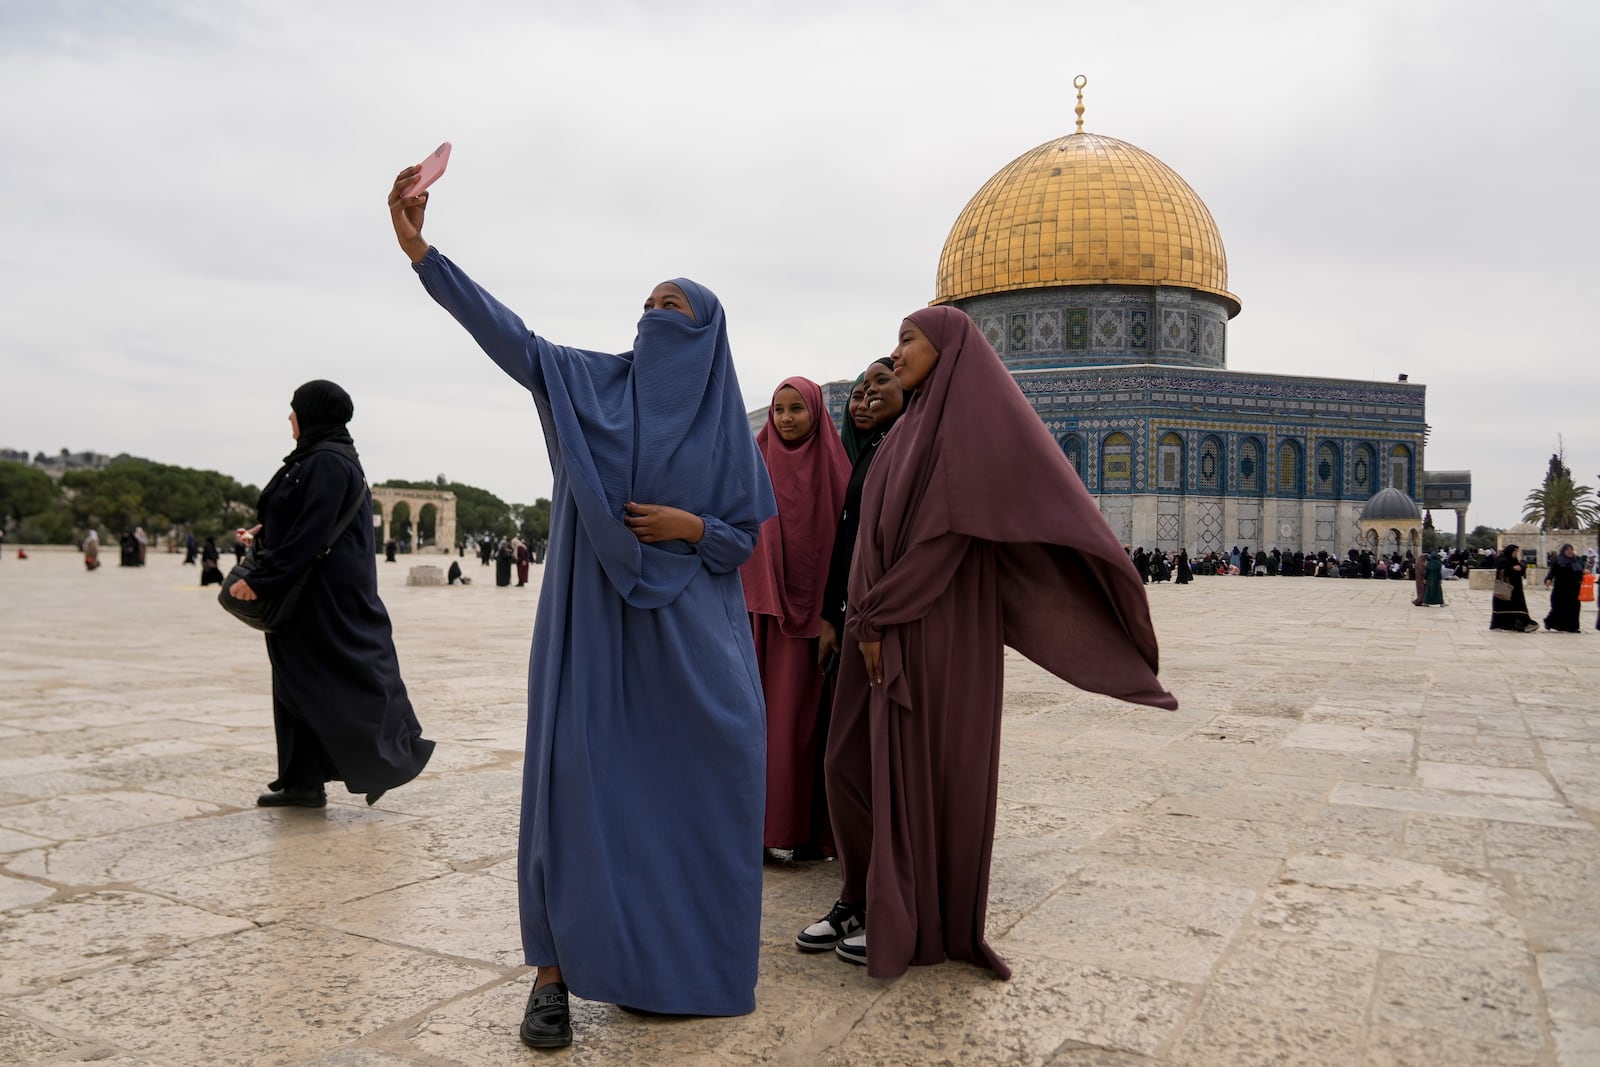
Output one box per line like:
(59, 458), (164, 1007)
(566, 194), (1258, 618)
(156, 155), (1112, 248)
(218, 480), (368, 633)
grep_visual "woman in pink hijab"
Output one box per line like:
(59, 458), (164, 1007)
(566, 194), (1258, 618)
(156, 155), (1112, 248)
(817, 306), (1177, 979)
(741, 377), (850, 855)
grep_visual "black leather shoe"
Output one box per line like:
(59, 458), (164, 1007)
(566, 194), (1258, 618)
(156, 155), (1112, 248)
(256, 788), (326, 808)
(520, 982), (572, 1049)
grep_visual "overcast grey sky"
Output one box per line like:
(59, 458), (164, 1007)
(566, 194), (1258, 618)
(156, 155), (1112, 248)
(1, 0), (1593, 530)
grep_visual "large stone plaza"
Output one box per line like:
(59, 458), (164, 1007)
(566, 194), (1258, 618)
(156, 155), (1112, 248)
(1, 549), (1596, 1065)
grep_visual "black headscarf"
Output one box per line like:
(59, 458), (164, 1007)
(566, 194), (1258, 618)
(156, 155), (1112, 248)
(839, 370), (872, 464)
(842, 357), (900, 462)
(1554, 543), (1585, 573)
(290, 380), (356, 451)
(258, 380), (361, 520)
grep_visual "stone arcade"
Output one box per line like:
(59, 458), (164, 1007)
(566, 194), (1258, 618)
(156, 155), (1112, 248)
(369, 486), (457, 554)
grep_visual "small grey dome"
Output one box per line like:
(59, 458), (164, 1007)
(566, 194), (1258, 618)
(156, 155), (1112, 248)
(1361, 487), (1422, 522)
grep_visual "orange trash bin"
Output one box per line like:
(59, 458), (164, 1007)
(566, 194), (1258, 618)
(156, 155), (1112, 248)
(1581, 573), (1596, 603)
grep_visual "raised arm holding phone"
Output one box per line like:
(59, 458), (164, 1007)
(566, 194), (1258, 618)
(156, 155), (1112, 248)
(388, 158), (775, 1049)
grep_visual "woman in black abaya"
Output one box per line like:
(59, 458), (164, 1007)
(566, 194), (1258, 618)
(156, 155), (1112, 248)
(1489, 544), (1540, 634)
(1543, 543), (1584, 632)
(495, 536), (514, 587)
(228, 381), (434, 806)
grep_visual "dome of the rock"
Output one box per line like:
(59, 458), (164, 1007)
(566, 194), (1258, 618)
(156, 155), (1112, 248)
(934, 131), (1239, 317)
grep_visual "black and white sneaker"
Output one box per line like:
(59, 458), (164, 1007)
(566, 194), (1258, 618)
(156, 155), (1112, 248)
(795, 899), (864, 952)
(835, 933), (867, 965)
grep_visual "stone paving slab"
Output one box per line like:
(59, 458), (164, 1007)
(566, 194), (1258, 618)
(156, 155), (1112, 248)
(1, 549), (1597, 1064)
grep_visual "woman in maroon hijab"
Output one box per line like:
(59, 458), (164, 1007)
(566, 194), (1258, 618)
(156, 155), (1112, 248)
(741, 377), (850, 855)
(819, 306), (1176, 979)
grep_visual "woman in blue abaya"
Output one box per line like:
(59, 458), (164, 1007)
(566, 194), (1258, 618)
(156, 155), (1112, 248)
(389, 166), (775, 1050)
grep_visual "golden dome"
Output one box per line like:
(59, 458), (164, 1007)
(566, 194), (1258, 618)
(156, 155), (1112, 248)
(934, 131), (1239, 316)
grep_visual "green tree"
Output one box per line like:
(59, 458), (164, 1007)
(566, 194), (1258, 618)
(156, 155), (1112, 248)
(1463, 525), (1501, 552)
(1525, 440), (1598, 537)
(2, 455), (260, 543)
(14, 508), (76, 544)
(1546, 447), (1572, 486)
(513, 498), (552, 543)
(1522, 474), (1599, 533)
(61, 458), (258, 541)
(0, 460), (59, 528)
(214, 502), (257, 541)
(65, 465), (144, 532)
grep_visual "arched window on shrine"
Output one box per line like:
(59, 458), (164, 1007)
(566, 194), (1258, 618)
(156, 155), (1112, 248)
(1276, 439), (1305, 496)
(1156, 432), (1185, 492)
(1061, 434), (1085, 482)
(1101, 432), (1133, 492)
(1238, 437), (1263, 494)
(1389, 444), (1412, 494)
(1314, 441), (1342, 498)
(1198, 435), (1224, 493)
(1353, 443), (1376, 497)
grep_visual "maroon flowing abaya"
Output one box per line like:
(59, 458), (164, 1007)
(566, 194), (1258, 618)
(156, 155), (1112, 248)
(741, 377), (850, 847)
(833, 306), (1176, 980)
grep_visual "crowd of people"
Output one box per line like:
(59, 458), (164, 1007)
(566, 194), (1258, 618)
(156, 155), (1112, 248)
(1145, 540), (1595, 634)
(1140, 544), (1478, 583)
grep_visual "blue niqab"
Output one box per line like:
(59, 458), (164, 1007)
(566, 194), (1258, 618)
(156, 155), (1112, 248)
(523, 276), (775, 607)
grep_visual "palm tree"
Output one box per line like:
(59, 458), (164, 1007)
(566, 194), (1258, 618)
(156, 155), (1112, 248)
(1522, 474), (1600, 533)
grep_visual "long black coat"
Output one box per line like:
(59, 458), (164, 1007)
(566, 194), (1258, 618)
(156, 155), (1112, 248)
(1489, 558), (1537, 633)
(251, 449), (433, 793)
(1544, 563), (1583, 632)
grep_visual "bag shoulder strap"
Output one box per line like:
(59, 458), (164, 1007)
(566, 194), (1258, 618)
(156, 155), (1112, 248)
(281, 443), (368, 561)
(316, 479), (369, 560)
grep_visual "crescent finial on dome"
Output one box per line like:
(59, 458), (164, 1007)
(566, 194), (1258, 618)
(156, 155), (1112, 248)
(1073, 74), (1087, 134)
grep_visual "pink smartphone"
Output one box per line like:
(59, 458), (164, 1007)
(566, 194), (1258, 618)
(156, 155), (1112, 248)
(402, 142), (451, 198)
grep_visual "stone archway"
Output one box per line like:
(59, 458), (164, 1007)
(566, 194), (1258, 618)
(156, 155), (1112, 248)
(370, 487), (457, 555)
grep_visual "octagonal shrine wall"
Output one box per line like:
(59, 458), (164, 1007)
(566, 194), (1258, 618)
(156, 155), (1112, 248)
(822, 366), (1428, 557)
